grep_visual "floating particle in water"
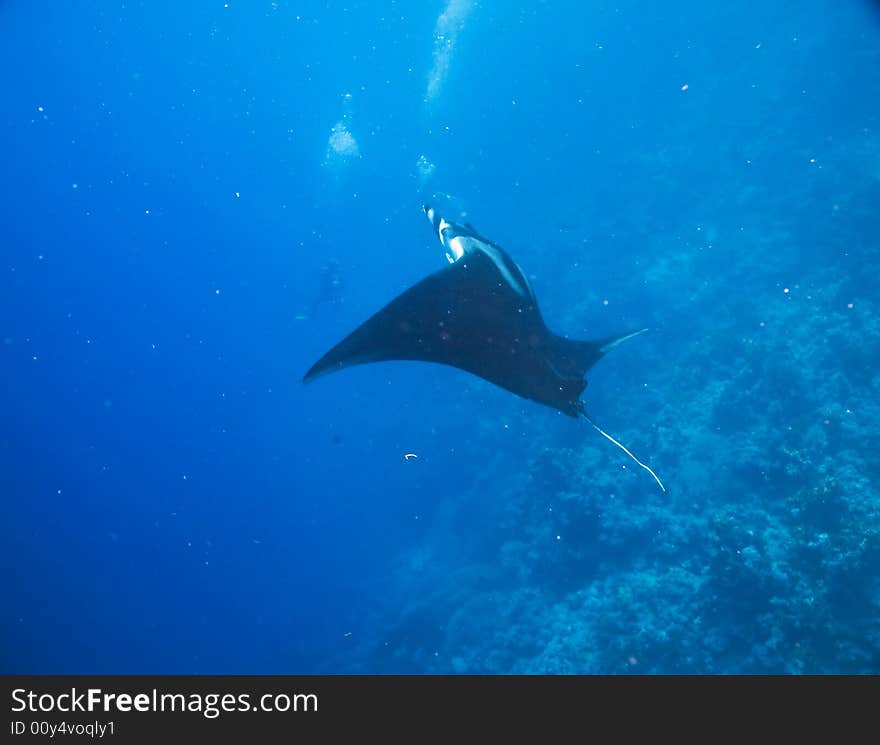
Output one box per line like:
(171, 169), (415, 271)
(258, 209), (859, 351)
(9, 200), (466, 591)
(680, 83), (689, 91)
(404, 453), (418, 461)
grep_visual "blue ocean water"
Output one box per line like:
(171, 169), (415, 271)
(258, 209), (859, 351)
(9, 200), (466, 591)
(1, 1), (878, 674)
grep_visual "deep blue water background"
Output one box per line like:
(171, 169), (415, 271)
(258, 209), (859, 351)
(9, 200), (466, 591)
(2, 1), (879, 673)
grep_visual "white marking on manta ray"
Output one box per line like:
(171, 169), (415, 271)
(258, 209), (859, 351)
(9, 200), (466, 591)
(481, 244), (529, 299)
(438, 218), (451, 245)
(443, 232), (528, 298)
(446, 234), (465, 261)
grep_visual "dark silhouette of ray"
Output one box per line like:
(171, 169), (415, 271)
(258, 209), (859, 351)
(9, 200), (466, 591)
(304, 204), (664, 489)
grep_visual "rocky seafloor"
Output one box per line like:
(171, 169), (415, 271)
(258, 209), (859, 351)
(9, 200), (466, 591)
(341, 136), (879, 674)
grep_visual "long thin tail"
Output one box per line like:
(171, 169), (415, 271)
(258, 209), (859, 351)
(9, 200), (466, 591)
(578, 405), (666, 492)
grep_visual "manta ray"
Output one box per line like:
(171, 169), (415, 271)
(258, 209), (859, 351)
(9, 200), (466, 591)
(303, 204), (664, 490)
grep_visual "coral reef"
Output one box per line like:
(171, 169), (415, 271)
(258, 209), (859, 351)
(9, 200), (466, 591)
(342, 126), (880, 674)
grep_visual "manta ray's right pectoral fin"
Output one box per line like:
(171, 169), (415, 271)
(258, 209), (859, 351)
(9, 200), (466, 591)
(597, 327), (649, 355)
(561, 327), (649, 379)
